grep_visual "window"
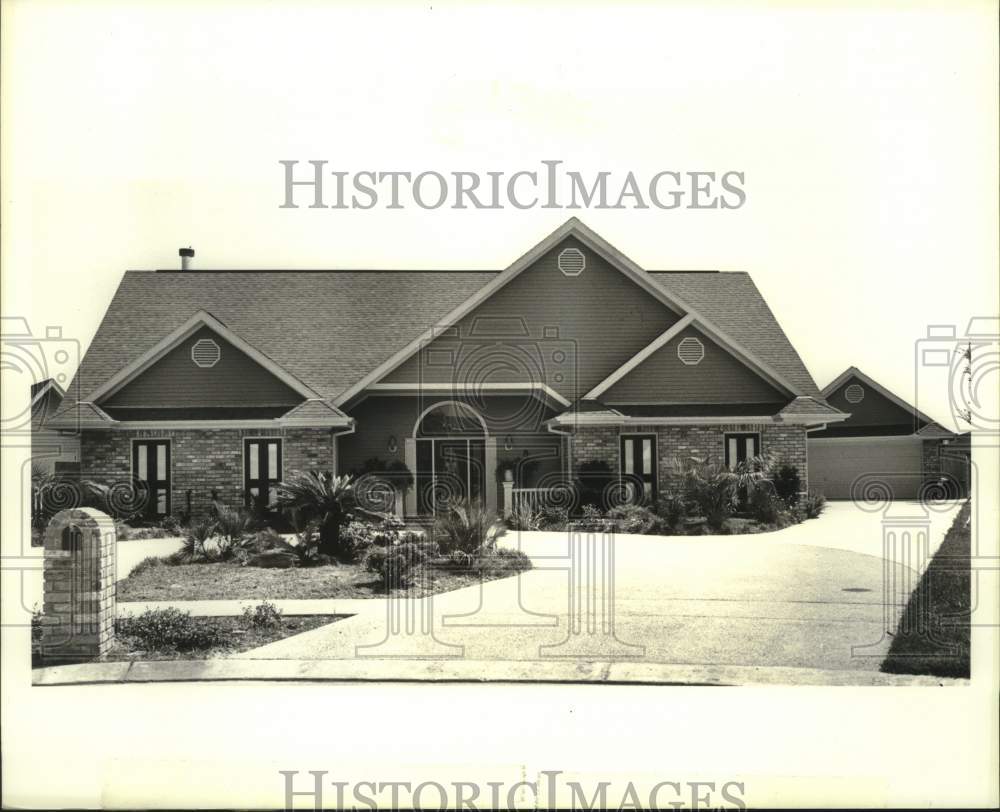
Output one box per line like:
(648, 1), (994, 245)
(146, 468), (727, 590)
(620, 434), (657, 503)
(244, 438), (282, 510)
(132, 440), (171, 517)
(724, 432), (760, 470)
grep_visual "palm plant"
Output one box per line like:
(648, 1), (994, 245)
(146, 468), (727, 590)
(432, 499), (502, 554)
(170, 516), (217, 563)
(669, 456), (739, 531)
(272, 471), (383, 560)
(731, 451), (777, 507)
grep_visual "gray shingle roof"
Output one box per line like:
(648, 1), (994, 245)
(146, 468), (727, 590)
(649, 271), (820, 396)
(57, 264), (822, 416)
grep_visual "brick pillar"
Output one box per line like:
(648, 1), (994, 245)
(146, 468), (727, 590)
(41, 508), (116, 661)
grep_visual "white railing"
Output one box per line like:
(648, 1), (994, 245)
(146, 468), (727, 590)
(502, 484), (562, 518)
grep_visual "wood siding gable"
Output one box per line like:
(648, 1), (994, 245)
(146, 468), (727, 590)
(822, 374), (923, 432)
(380, 236), (682, 401)
(600, 324), (788, 405)
(102, 325), (305, 410)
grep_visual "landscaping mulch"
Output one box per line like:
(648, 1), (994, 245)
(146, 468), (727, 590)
(33, 615), (346, 666)
(880, 501), (971, 678)
(117, 560), (518, 602)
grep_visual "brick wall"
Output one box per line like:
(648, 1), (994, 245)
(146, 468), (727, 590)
(921, 439), (942, 476)
(570, 422), (809, 492)
(80, 427), (336, 518)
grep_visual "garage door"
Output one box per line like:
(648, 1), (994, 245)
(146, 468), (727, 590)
(808, 436), (923, 500)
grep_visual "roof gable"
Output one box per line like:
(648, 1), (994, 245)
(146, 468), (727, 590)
(89, 311), (318, 404)
(375, 233), (685, 401)
(596, 320), (791, 404)
(820, 367), (935, 433)
(101, 323), (306, 411)
(339, 218), (807, 404)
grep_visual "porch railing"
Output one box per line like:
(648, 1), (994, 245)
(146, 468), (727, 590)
(502, 484), (564, 518)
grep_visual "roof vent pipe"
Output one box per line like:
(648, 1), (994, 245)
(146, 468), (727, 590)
(179, 247), (195, 271)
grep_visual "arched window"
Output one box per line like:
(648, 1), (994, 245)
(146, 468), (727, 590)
(414, 401), (487, 437)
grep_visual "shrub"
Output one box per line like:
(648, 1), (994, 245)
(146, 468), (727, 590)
(473, 547), (533, 577)
(654, 493), (689, 531)
(273, 471), (387, 561)
(607, 503), (662, 534)
(573, 504), (615, 532)
(432, 500), (501, 554)
(670, 457), (740, 531)
(363, 541), (433, 588)
(801, 491), (826, 519)
(168, 516), (217, 564)
(748, 486), (782, 525)
(211, 501), (255, 557)
(117, 608), (224, 651)
(575, 460), (614, 511)
(341, 516), (409, 550)
(352, 457), (416, 494)
(238, 527), (287, 554)
(507, 503), (543, 531)
(537, 505), (569, 530)
(772, 464), (802, 506)
(31, 606), (44, 648)
(242, 601), (283, 630)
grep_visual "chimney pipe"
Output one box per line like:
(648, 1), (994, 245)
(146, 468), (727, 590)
(179, 247), (195, 271)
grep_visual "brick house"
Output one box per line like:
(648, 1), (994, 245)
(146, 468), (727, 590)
(46, 218), (847, 520)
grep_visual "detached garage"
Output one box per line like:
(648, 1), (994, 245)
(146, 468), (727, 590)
(809, 367), (956, 500)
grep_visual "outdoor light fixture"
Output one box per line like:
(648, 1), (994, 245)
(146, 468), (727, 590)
(387, 435), (398, 453)
(504, 435), (513, 451)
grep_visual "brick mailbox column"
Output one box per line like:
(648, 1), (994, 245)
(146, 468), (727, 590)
(41, 508), (116, 661)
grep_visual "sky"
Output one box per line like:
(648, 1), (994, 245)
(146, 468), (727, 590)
(2, 0), (998, 428)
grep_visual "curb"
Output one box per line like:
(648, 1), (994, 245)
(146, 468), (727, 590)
(32, 658), (969, 687)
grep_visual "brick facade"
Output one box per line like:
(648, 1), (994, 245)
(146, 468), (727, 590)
(570, 422), (809, 493)
(80, 427), (337, 519)
(921, 439), (942, 477)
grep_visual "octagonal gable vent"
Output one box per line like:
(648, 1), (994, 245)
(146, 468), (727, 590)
(845, 383), (865, 404)
(558, 247), (586, 277)
(191, 338), (221, 368)
(677, 336), (705, 366)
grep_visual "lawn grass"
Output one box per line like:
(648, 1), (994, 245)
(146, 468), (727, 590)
(117, 558), (524, 602)
(880, 501), (971, 678)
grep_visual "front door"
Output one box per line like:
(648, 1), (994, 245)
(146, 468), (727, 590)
(132, 440), (170, 518)
(415, 438), (486, 515)
(620, 434), (657, 504)
(244, 438), (283, 510)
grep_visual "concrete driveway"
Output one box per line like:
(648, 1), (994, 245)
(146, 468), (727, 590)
(236, 500), (963, 674)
